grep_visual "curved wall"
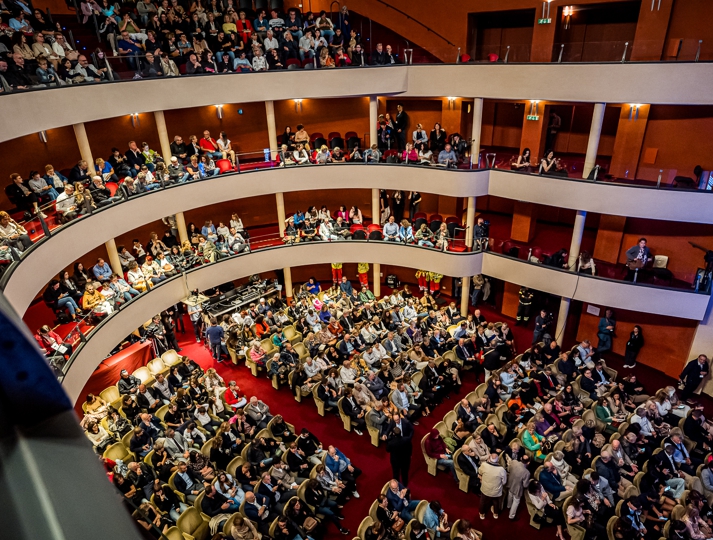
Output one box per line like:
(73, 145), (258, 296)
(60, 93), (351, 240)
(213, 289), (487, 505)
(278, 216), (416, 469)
(6, 165), (713, 316)
(60, 242), (482, 401)
(2, 63), (713, 143)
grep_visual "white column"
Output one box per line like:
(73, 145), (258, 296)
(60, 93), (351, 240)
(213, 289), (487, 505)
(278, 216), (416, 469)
(470, 98), (484, 168)
(583, 103), (606, 179)
(464, 196), (476, 250)
(460, 278), (470, 317)
(554, 297), (571, 347)
(373, 263), (381, 298)
(369, 96), (378, 149)
(265, 100), (278, 160)
(154, 110), (173, 162)
(371, 188), (380, 225)
(175, 212), (188, 245)
(73, 123), (96, 175)
(275, 192), (286, 237)
(284, 267), (294, 301)
(567, 210), (587, 270)
(105, 238), (123, 276)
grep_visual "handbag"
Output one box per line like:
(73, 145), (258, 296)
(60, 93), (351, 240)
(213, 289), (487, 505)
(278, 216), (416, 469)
(392, 517), (405, 533)
(303, 517), (318, 533)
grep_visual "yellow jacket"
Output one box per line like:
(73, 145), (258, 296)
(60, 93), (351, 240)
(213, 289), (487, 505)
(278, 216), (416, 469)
(428, 272), (443, 283)
(415, 270), (429, 279)
(358, 263), (369, 273)
(331, 263), (342, 269)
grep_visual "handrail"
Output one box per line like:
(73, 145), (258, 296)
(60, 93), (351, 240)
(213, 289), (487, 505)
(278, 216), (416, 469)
(372, 0), (455, 47)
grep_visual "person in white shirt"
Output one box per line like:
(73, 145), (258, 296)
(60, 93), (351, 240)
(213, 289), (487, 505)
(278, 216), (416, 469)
(339, 360), (358, 385)
(252, 49), (268, 71)
(127, 261), (150, 292)
(263, 29), (278, 50)
(194, 405), (220, 433)
(55, 184), (79, 222)
(293, 144), (310, 165)
(217, 132), (236, 166)
(319, 220), (339, 241)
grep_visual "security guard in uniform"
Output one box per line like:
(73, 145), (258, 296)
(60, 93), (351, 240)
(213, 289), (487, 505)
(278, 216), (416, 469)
(516, 286), (534, 325)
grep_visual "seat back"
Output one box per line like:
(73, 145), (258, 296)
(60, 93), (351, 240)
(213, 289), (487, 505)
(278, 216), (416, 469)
(147, 358), (168, 376)
(653, 255), (669, 268)
(177, 507), (207, 538)
(162, 349), (183, 367)
(132, 366), (155, 386)
(100, 386), (121, 407)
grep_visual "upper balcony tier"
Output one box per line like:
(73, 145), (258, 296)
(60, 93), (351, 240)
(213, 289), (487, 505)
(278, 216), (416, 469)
(2, 63), (713, 143)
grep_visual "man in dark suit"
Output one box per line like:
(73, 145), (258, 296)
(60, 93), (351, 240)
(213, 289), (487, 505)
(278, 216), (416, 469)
(457, 398), (480, 432)
(242, 491), (273, 535)
(386, 426), (413, 486)
(341, 388), (366, 435)
(456, 444), (480, 492)
(136, 384), (162, 411)
(317, 380), (338, 411)
(624, 237), (651, 281)
(173, 461), (204, 502)
(456, 338), (476, 365)
(540, 461), (572, 501)
(538, 366), (560, 397)
(394, 103), (409, 150)
(385, 414), (414, 441)
(370, 42), (387, 65)
(679, 355), (710, 402)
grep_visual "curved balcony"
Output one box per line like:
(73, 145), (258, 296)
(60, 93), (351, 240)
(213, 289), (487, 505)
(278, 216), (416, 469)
(2, 63), (713, 143)
(4, 164), (713, 317)
(59, 238), (709, 402)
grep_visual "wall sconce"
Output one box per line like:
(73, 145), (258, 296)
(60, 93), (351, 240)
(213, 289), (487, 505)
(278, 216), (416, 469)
(38, 130), (48, 143)
(294, 99), (303, 113)
(539, 0), (553, 23)
(215, 104), (224, 120)
(563, 6), (573, 29)
(527, 100), (540, 120)
(651, 0), (661, 10)
(130, 113), (140, 128)
(446, 97), (456, 110)
(629, 104), (643, 121)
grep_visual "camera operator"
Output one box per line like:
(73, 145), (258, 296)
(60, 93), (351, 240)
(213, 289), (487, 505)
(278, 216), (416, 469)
(145, 314), (169, 355)
(533, 309), (553, 346)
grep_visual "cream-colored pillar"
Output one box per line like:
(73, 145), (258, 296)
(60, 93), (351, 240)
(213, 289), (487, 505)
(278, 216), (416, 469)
(567, 210), (587, 270)
(283, 267), (294, 302)
(175, 212), (188, 245)
(369, 96), (378, 149)
(554, 297), (571, 347)
(470, 98), (484, 168)
(371, 188), (380, 225)
(276, 192), (286, 236)
(154, 110), (173, 162)
(465, 196), (476, 250)
(73, 123), (96, 175)
(265, 100), (278, 160)
(583, 103), (606, 179)
(460, 277), (470, 317)
(373, 263), (381, 298)
(105, 238), (123, 275)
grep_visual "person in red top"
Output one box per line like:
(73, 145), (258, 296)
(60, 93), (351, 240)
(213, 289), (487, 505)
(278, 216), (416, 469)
(235, 11), (254, 43)
(199, 130), (223, 160)
(224, 381), (247, 410)
(34, 324), (73, 357)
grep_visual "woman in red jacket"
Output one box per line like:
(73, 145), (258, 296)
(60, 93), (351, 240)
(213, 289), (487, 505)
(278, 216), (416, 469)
(34, 324), (73, 357)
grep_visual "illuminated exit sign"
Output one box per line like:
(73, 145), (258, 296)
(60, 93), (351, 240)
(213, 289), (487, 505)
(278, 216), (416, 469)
(538, 18), (551, 24)
(526, 115), (540, 121)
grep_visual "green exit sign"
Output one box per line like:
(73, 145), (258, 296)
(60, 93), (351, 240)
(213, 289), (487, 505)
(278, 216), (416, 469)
(538, 18), (551, 24)
(527, 115), (540, 121)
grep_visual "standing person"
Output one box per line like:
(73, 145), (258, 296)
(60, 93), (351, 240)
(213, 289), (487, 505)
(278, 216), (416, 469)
(479, 452), (507, 520)
(357, 263), (370, 289)
(471, 274), (484, 307)
(187, 301), (203, 343)
(386, 426), (412, 486)
(205, 317), (224, 361)
(623, 325), (644, 368)
(679, 355), (710, 402)
(516, 287), (534, 326)
(394, 103), (409, 150)
(532, 309), (550, 345)
(545, 111), (561, 151)
(597, 309), (616, 353)
(506, 454), (530, 520)
(624, 238), (651, 281)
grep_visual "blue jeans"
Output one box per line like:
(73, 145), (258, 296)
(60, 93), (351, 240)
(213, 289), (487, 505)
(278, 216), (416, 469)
(171, 173), (190, 183)
(210, 342), (221, 359)
(216, 51), (235, 63)
(41, 187), (60, 200)
(149, 275), (166, 285)
(437, 458), (458, 480)
(169, 503), (189, 522)
(205, 151), (222, 160)
(299, 49), (314, 62)
(321, 29), (334, 41)
(57, 296), (79, 315)
(398, 499), (421, 521)
(120, 289), (140, 302)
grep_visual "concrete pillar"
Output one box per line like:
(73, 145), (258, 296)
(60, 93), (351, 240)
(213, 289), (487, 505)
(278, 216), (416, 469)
(470, 98), (484, 168)
(460, 277), (470, 317)
(583, 103), (606, 179)
(276, 192), (286, 236)
(265, 100), (278, 160)
(154, 110), (173, 162)
(464, 196), (476, 249)
(554, 297), (570, 347)
(369, 96), (378, 149)
(373, 263), (381, 298)
(371, 188), (379, 225)
(73, 123), (96, 175)
(567, 210), (587, 270)
(175, 212), (188, 245)
(283, 267), (294, 302)
(104, 238), (123, 276)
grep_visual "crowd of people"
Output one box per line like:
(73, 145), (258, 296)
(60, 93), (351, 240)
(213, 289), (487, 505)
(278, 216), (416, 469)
(85, 358), (362, 538)
(0, 1), (411, 90)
